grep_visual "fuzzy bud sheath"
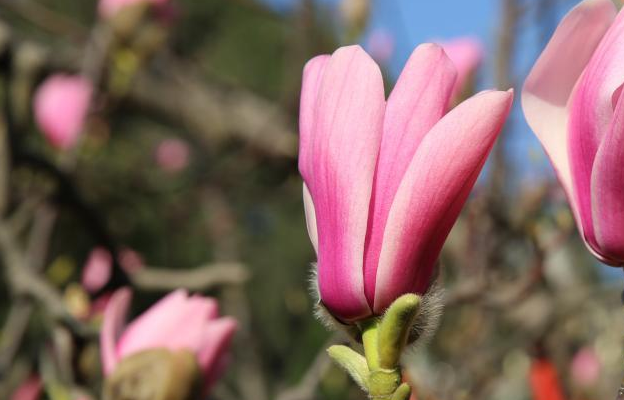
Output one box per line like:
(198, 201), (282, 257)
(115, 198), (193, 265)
(103, 349), (200, 400)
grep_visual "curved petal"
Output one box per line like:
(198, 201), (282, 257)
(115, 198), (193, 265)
(306, 45), (385, 322)
(591, 87), (624, 265)
(568, 2), (624, 247)
(373, 90), (513, 313)
(302, 183), (318, 254)
(118, 291), (218, 357)
(522, 0), (616, 231)
(100, 287), (132, 375)
(197, 317), (237, 389)
(299, 55), (330, 184)
(363, 43), (456, 305)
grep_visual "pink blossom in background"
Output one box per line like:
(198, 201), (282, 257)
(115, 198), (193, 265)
(98, 0), (170, 19)
(118, 248), (145, 274)
(522, 0), (624, 265)
(155, 138), (190, 172)
(34, 75), (92, 150)
(10, 375), (42, 400)
(366, 28), (394, 64)
(440, 37), (484, 100)
(101, 288), (237, 391)
(81, 247), (112, 294)
(299, 44), (512, 322)
(570, 347), (600, 387)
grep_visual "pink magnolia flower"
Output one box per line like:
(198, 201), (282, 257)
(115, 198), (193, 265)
(299, 44), (513, 322)
(34, 74), (92, 150)
(101, 288), (237, 390)
(98, 0), (170, 19)
(10, 375), (42, 400)
(155, 138), (190, 172)
(440, 37), (484, 100)
(81, 247), (112, 294)
(522, 0), (624, 265)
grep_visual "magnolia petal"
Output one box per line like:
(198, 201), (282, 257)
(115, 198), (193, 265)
(522, 0), (616, 234)
(591, 88), (624, 265)
(306, 45), (385, 321)
(374, 90), (512, 313)
(299, 55), (330, 184)
(101, 288), (132, 375)
(116, 289), (188, 355)
(302, 183), (318, 254)
(363, 43), (456, 305)
(568, 1), (624, 247)
(197, 317), (238, 388)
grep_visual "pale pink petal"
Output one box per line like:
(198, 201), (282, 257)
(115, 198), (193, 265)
(374, 90), (513, 312)
(101, 288), (132, 375)
(522, 0), (616, 235)
(302, 183), (318, 254)
(10, 375), (42, 400)
(303, 45), (385, 321)
(568, 3), (624, 249)
(298, 55), (330, 183)
(363, 43), (456, 304)
(591, 88), (624, 264)
(34, 75), (92, 150)
(118, 291), (217, 356)
(440, 37), (484, 99)
(196, 317), (237, 389)
(81, 247), (112, 294)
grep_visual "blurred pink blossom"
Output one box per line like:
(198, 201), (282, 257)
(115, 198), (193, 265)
(10, 375), (42, 400)
(98, 0), (170, 19)
(440, 37), (484, 100)
(570, 347), (600, 387)
(366, 29), (394, 63)
(101, 288), (237, 391)
(81, 247), (112, 294)
(34, 74), (92, 150)
(155, 138), (190, 173)
(118, 248), (145, 274)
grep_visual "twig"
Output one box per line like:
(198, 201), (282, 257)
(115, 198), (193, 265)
(130, 262), (250, 291)
(275, 334), (340, 400)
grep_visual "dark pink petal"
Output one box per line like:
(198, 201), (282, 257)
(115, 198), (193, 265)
(568, 1), (624, 249)
(363, 43), (456, 305)
(591, 88), (624, 264)
(304, 45), (385, 321)
(373, 90), (512, 312)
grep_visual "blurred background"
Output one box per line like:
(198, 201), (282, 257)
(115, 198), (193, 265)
(0, 0), (623, 399)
